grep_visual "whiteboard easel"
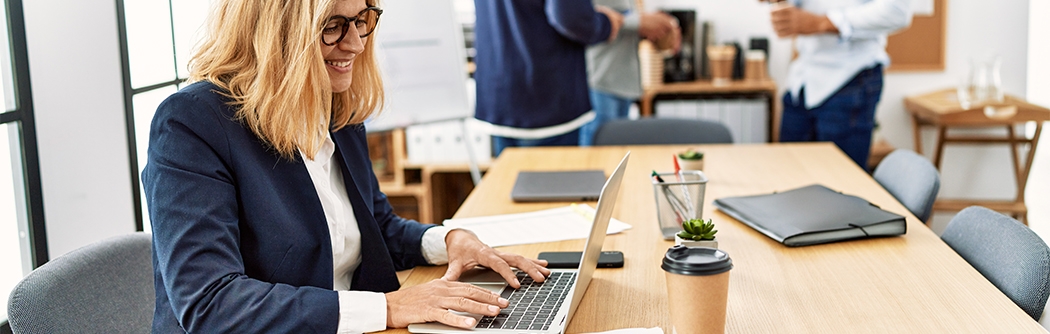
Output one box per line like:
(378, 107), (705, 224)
(367, 0), (472, 132)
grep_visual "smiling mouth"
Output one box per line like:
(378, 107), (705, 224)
(325, 60), (352, 68)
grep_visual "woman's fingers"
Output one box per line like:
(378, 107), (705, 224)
(448, 283), (508, 308)
(442, 260), (468, 281)
(439, 294), (500, 317)
(427, 307), (478, 329)
(442, 228), (556, 289)
(483, 254), (521, 288)
(387, 279), (507, 328)
(502, 254), (550, 283)
(430, 282), (504, 327)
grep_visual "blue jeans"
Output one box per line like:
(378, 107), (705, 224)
(780, 65), (883, 170)
(492, 129), (580, 157)
(579, 90), (633, 146)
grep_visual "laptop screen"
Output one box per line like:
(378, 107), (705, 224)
(563, 152), (630, 324)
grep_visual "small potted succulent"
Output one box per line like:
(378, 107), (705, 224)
(675, 218), (718, 248)
(676, 149), (704, 171)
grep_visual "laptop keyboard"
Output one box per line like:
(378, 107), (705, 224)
(477, 271), (575, 331)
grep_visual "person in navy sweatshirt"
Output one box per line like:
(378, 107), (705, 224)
(473, 0), (624, 156)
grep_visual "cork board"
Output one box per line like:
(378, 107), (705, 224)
(886, 0), (946, 71)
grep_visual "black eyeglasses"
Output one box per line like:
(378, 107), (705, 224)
(321, 7), (383, 46)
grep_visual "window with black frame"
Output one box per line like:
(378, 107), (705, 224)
(1, 0), (47, 326)
(117, 0), (210, 232)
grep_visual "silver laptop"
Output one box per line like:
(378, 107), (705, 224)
(510, 170), (607, 202)
(408, 152), (630, 334)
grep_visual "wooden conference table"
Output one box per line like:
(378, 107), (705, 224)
(382, 143), (1043, 333)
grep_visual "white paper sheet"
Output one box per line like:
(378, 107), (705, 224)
(912, 0), (934, 16)
(442, 204), (633, 247)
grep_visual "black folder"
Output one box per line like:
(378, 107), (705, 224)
(713, 184), (906, 247)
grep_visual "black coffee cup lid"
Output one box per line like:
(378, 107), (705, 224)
(661, 245), (733, 276)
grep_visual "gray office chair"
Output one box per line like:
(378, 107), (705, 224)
(941, 206), (1050, 320)
(7, 232), (154, 333)
(872, 149), (940, 223)
(592, 118), (734, 146)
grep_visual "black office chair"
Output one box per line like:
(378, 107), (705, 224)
(592, 118), (733, 146)
(7, 232), (154, 333)
(872, 149), (940, 223)
(941, 206), (1050, 320)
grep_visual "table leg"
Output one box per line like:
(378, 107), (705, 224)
(912, 114), (924, 154)
(932, 126), (946, 169)
(1017, 123), (1043, 224)
(1020, 123), (1043, 196)
(641, 93), (655, 118)
(1006, 125), (1027, 224)
(1006, 125), (1024, 196)
(769, 93), (779, 142)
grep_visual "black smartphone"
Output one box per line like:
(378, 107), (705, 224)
(537, 251), (624, 268)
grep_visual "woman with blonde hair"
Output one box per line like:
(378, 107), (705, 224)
(143, 0), (549, 332)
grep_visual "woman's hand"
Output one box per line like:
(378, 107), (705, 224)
(385, 279), (509, 328)
(442, 229), (551, 289)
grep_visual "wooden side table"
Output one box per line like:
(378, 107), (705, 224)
(639, 79), (780, 141)
(904, 89), (1050, 224)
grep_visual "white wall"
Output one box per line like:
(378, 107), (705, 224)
(652, 0), (1032, 232)
(1029, 0), (1050, 108)
(24, 0), (136, 258)
(1026, 0), (1050, 245)
(880, 0), (1029, 231)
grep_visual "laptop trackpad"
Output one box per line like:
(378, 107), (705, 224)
(458, 267), (509, 293)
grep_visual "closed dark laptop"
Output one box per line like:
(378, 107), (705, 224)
(510, 171), (606, 202)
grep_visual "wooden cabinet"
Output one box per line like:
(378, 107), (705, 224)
(367, 129), (486, 224)
(638, 41), (780, 142)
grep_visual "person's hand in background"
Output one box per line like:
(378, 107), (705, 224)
(441, 229), (551, 289)
(769, 3), (838, 38)
(639, 12), (676, 40)
(595, 5), (625, 42)
(641, 12), (681, 53)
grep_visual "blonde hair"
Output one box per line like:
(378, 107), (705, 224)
(189, 0), (384, 160)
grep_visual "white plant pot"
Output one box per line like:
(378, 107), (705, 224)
(676, 157), (704, 171)
(674, 235), (718, 249)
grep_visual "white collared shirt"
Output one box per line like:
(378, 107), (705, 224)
(301, 132), (452, 333)
(785, 0), (912, 108)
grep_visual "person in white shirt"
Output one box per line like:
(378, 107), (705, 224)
(767, 0), (911, 169)
(143, 0), (550, 332)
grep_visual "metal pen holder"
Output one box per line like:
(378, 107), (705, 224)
(652, 171), (708, 240)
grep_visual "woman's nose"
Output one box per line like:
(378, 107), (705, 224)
(340, 29), (365, 53)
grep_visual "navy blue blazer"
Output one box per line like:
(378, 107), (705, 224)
(143, 81), (435, 333)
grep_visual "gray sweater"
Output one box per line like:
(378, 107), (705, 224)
(586, 0), (643, 99)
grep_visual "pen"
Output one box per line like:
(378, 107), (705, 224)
(652, 170), (666, 183)
(672, 156), (696, 218)
(652, 170), (688, 223)
(652, 171), (688, 211)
